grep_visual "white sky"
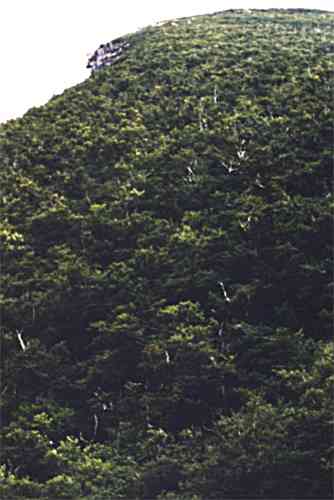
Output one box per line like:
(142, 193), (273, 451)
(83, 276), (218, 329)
(0, 0), (332, 124)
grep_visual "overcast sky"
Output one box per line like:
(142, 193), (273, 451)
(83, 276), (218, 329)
(0, 0), (332, 123)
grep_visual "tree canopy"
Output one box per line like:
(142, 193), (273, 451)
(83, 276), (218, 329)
(0, 8), (333, 499)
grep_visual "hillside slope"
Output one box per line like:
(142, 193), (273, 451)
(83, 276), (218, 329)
(0, 9), (333, 499)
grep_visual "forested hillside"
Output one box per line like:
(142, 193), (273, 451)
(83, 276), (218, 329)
(0, 9), (333, 499)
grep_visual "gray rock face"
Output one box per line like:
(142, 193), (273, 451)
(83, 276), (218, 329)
(87, 37), (130, 71)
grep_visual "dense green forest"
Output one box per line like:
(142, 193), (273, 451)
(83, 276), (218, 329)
(0, 8), (333, 499)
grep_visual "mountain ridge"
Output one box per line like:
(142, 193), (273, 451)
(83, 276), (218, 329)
(0, 8), (333, 499)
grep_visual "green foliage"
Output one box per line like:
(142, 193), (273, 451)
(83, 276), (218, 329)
(0, 8), (333, 499)
(0, 437), (139, 498)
